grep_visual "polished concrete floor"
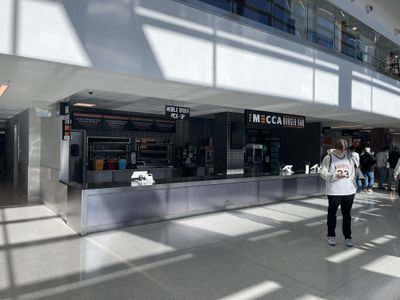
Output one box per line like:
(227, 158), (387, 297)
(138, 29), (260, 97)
(0, 181), (26, 207)
(0, 191), (400, 300)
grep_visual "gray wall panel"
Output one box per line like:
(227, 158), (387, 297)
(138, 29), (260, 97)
(282, 178), (298, 199)
(188, 184), (227, 211)
(142, 189), (168, 219)
(259, 179), (283, 203)
(85, 191), (142, 228)
(225, 181), (257, 207)
(166, 188), (188, 215)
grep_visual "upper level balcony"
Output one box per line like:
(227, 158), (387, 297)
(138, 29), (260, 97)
(179, 0), (400, 82)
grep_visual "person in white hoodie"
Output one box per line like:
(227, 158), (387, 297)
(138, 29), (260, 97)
(320, 139), (356, 247)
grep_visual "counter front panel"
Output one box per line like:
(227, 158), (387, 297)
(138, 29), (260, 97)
(63, 174), (325, 235)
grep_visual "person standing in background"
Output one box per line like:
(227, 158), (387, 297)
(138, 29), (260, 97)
(376, 147), (388, 190)
(388, 147), (400, 192)
(360, 147), (376, 193)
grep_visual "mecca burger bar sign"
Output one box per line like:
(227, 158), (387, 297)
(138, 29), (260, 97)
(245, 109), (305, 129)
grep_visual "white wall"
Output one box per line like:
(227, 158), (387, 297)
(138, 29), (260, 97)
(0, 0), (399, 120)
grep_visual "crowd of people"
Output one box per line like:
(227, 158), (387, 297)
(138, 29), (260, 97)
(353, 145), (400, 195)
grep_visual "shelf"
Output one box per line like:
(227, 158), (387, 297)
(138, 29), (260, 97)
(92, 142), (130, 145)
(139, 157), (169, 161)
(90, 150), (127, 153)
(139, 150), (169, 154)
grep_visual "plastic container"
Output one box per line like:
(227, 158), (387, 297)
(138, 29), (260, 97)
(95, 158), (105, 171)
(107, 159), (117, 170)
(119, 158), (127, 170)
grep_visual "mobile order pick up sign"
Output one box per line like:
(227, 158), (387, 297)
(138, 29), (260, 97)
(165, 105), (190, 120)
(245, 109), (305, 129)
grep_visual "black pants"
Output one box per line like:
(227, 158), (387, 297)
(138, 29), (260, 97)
(327, 194), (355, 239)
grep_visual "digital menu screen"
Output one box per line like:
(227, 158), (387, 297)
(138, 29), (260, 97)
(72, 112), (103, 129)
(154, 120), (176, 132)
(72, 110), (176, 133)
(103, 114), (130, 131)
(130, 117), (155, 131)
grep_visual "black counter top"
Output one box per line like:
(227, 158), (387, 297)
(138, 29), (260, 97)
(73, 172), (320, 191)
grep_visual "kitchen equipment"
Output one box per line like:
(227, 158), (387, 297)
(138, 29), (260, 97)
(281, 165), (294, 175)
(131, 171), (155, 186)
(245, 144), (263, 164)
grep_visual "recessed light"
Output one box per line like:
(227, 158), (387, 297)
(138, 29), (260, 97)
(0, 84), (9, 97)
(73, 102), (96, 108)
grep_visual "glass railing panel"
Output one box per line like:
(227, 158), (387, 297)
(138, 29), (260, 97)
(235, 0), (271, 26)
(194, 0), (400, 81)
(198, 0), (233, 11)
(288, 0), (309, 39)
(307, 0), (335, 50)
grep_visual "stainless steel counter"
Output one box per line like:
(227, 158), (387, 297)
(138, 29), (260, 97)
(63, 174), (325, 235)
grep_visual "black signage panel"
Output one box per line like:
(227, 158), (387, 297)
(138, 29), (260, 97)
(103, 114), (130, 131)
(57, 102), (69, 116)
(322, 127), (331, 134)
(130, 117), (176, 133)
(72, 112), (104, 129)
(72, 110), (176, 133)
(154, 120), (176, 132)
(165, 105), (190, 120)
(342, 129), (359, 136)
(245, 109), (305, 129)
(130, 117), (156, 131)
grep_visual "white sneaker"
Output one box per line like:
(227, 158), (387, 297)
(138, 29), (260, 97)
(328, 237), (336, 246)
(345, 239), (353, 247)
(367, 189), (373, 194)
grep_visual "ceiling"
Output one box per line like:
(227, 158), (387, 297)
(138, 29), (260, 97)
(1, 53), (400, 129)
(68, 90), (241, 117)
(373, 0), (400, 28)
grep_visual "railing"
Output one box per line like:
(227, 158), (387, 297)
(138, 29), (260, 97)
(179, 0), (400, 81)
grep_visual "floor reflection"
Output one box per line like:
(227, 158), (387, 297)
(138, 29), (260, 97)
(0, 191), (399, 299)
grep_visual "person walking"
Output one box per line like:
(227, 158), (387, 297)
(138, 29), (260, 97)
(360, 147), (376, 193)
(388, 147), (400, 192)
(320, 139), (356, 247)
(376, 147), (388, 189)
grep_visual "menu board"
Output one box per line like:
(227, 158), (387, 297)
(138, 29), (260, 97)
(130, 117), (154, 131)
(154, 120), (176, 132)
(130, 117), (176, 132)
(103, 114), (130, 130)
(72, 112), (103, 129)
(72, 110), (176, 133)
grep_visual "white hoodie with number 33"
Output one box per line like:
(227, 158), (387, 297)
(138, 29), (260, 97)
(320, 151), (357, 196)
